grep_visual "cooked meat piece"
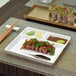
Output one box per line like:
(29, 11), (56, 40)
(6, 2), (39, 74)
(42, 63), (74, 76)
(21, 38), (55, 55)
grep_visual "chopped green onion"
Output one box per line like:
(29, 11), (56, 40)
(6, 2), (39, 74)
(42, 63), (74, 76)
(26, 31), (35, 36)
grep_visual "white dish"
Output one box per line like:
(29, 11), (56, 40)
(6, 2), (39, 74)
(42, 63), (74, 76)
(5, 27), (71, 65)
(38, 0), (52, 4)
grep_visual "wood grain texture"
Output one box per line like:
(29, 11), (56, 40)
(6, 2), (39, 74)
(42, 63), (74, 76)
(0, 0), (28, 26)
(24, 5), (76, 30)
(0, 63), (45, 76)
(0, 0), (49, 76)
(0, 20), (19, 43)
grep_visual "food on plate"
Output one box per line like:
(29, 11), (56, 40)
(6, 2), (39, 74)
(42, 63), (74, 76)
(26, 31), (35, 36)
(21, 38), (55, 55)
(49, 4), (76, 25)
(56, 40), (65, 44)
(47, 36), (67, 44)
(26, 30), (43, 38)
(36, 31), (43, 38)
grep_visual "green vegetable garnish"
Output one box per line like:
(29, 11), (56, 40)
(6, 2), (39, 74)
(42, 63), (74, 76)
(49, 48), (54, 55)
(34, 42), (43, 48)
(56, 7), (61, 11)
(44, 41), (50, 44)
(69, 8), (73, 13)
(63, 13), (68, 17)
(26, 31), (35, 36)
(33, 38), (37, 42)
(23, 42), (27, 46)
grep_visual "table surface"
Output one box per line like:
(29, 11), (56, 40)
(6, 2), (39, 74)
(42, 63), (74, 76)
(0, 17), (76, 76)
(0, 0), (76, 76)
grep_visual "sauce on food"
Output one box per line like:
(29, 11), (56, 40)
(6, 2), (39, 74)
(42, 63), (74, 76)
(47, 36), (67, 44)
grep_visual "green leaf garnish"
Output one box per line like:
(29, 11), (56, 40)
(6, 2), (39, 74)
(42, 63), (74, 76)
(23, 42), (27, 46)
(49, 48), (54, 55)
(34, 42), (43, 48)
(44, 41), (50, 44)
(33, 38), (37, 42)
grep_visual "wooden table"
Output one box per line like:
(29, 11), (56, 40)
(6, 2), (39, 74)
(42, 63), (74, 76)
(0, 0), (76, 76)
(0, 0), (29, 26)
(0, 0), (45, 76)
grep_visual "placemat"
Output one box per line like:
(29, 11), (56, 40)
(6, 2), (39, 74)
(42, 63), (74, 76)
(0, 0), (10, 8)
(0, 17), (76, 76)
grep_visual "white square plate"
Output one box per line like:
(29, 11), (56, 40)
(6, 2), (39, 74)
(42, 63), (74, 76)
(5, 27), (71, 65)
